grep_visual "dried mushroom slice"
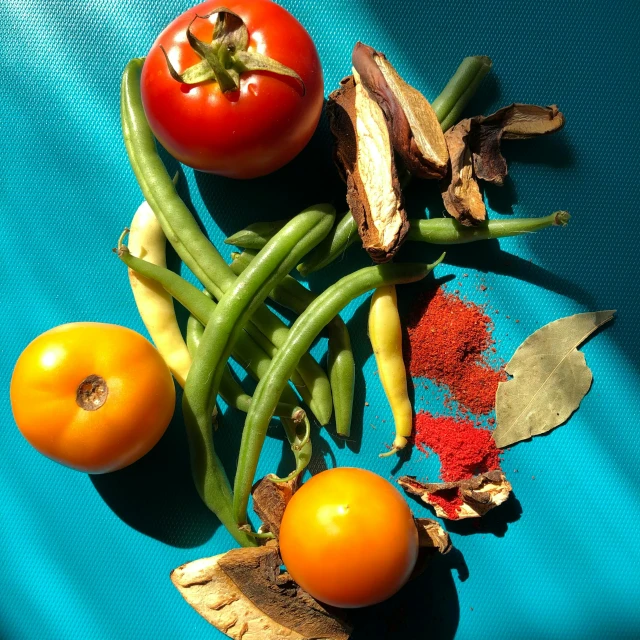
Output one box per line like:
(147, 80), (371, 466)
(441, 103), (565, 225)
(327, 73), (408, 262)
(352, 42), (448, 179)
(441, 118), (486, 225)
(251, 474), (299, 538)
(399, 470), (512, 520)
(415, 518), (452, 554)
(472, 104), (565, 185)
(171, 546), (352, 640)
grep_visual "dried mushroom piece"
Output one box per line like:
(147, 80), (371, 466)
(472, 104), (565, 185)
(441, 103), (565, 225)
(171, 546), (352, 640)
(327, 73), (408, 262)
(415, 518), (452, 554)
(352, 42), (448, 180)
(441, 119), (486, 225)
(399, 470), (512, 520)
(251, 474), (299, 538)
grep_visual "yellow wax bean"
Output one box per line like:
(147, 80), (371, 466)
(127, 200), (191, 387)
(369, 285), (413, 456)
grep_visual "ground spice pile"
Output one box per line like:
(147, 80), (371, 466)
(413, 411), (503, 519)
(414, 412), (501, 481)
(405, 286), (505, 415)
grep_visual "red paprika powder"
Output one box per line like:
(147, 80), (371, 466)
(405, 287), (505, 415)
(414, 411), (502, 520)
(414, 412), (501, 482)
(428, 489), (465, 520)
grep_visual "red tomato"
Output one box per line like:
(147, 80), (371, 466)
(279, 468), (419, 608)
(141, 0), (324, 178)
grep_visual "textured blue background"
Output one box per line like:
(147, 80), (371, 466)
(2, 0), (639, 638)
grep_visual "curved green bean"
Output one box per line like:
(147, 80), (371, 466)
(188, 314), (310, 482)
(231, 251), (355, 437)
(120, 58), (332, 425)
(183, 206), (335, 542)
(233, 257), (444, 525)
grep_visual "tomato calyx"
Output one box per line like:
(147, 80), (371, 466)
(76, 374), (109, 411)
(159, 7), (305, 94)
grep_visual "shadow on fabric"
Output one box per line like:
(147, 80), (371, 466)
(193, 102), (346, 239)
(349, 550), (464, 640)
(90, 388), (218, 548)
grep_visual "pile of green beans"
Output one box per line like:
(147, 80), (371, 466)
(185, 315), (302, 421)
(226, 211), (571, 275)
(233, 257), (444, 526)
(230, 250), (355, 438)
(186, 315), (312, 486)
(120, 58), (332, 426)
(117, 237), (308, 410)
(182, 206), (335, 544)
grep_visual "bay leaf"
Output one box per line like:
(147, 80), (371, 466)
(494, 310), (615, 448)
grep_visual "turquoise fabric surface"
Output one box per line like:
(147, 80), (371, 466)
(2, 0), (639, 638)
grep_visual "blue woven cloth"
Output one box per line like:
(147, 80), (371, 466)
(1, 0), (639, 638)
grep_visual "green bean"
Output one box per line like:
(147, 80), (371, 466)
(120, 58), (332, 425)
(432, 56), (493, 132)
(297, 212), (359, 276)
(183, 206), (335, 541)
(231, 251), (355, 437)
(295, 211), (570, 274)
(407, 211), (571, 244)
(225, 220), (287, 251)
(233, 257), (444, 525)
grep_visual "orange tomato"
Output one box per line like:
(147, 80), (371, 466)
(10, 322), (176, 474)
(278, 467), (419, 608)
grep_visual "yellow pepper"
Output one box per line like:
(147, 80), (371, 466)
(127, 200), (191, 387)
(369, 285), (413, 457)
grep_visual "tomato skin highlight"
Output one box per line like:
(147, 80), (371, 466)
(140, 0), (324, 179)
(279, 467), (419, 608)
(10, 323), (176, 474)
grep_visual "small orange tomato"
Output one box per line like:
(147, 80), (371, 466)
(10, 322), (176, 474)
(279, 467), (419, 608)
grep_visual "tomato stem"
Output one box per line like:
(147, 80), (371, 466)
(160, 7), (304, 94)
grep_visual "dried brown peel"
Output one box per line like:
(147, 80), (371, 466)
(251, 474), (299, 538)
(415, 518), (452, 554)
(472, 104), (565, 185)
(441, 119), (487, 225)
(327, 74), (408, 262)
(399, 471), (512, 520)
(171, 546), (352, 640)
(441, 103), (565, 225)
(352, 42), (448, 179)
